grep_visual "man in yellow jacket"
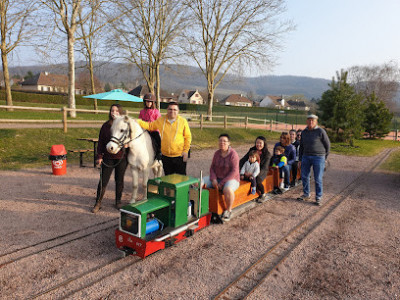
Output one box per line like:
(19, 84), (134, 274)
(138, 101), (192, 175)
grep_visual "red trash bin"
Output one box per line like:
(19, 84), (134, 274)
(49, 145), (67, 175)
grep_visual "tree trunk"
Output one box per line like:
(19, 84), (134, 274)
(1, 51), (13, 111)
(207, 83), (214, 121)
(88, 50), (97, 112)
(67, 31), (76, 118)
(206, 69), (215, 121)
(147, 64), (156, 95)
(155, 64), (161, 110)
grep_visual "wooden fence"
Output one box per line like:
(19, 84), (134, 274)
(0, 104), (303, 134)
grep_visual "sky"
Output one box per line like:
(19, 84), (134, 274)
(9, 0), (400, 80)
(269, 0), (400, 79)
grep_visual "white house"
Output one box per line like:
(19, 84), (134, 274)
(20, 72), (68, 93)
(19, 72), (85, 94)
(220, 94), (253, 107)
(260, 95), (285, 108)
(178, 89), (204, 104)
(260, 95), (310, 110)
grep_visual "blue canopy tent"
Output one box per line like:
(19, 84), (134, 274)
(83, 89), (142, 102)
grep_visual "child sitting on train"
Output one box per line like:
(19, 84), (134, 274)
(240, 150), (260, 195)
(270, 146), (288, 193)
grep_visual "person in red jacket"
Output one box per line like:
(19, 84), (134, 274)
(92, 104), (128, 213)
(138, 93), (161, 122)
(138, 93), (162, 160)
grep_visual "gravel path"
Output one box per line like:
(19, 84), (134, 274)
(0, 146), (399, 299)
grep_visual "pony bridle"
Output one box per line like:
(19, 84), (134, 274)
(110, 119), (145, 150)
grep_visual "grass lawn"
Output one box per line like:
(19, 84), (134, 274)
(0, 127), (281, 170)
(331, 139), (400, 173)
(330, 139), (400, 156)
(0, 128), (100, 170)
(0, 126), (398, 172)
(380, 148), (400, 172)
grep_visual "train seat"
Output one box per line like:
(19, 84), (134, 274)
(208, 168), (276, 215)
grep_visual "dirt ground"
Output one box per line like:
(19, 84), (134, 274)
(0, 145), (399, 299)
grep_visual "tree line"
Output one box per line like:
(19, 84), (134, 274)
(0, 0), (294, 118)
(319, 69), (395, 143)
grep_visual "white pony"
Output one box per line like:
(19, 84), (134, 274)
(106, 115), (163, 203)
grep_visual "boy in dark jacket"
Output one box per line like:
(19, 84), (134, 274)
(270, 146), (288, 193)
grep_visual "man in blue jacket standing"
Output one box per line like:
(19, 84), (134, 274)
(297, 114), (330, 205)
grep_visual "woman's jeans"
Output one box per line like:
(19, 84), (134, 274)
(301, 155), (325, 199)
(281, 164), (291, 187)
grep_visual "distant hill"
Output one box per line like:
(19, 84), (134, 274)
(9, 62), (330, 100)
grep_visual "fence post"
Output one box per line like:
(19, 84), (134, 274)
(285, 112), (288, 130)
(245, 116), (248, 129)
(200, 114), (203, 130)
(224, 115), (227, 129)
(270, 119), (272, 132)
(126, 109), (129, 116)
(62, 107), (67, 133)
(396, 129), (398, 141)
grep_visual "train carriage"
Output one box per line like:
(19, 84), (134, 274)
(207, 167), (279, 217)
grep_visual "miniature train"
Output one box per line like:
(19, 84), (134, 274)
(115, 167), (296, 259)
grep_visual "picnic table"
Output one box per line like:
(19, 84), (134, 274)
(74, 138), (99, 167)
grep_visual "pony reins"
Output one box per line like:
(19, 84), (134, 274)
(102, 118), (144, 169)
(109, 119), (145, 150)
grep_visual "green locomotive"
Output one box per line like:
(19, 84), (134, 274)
(116, 174), (211, 258)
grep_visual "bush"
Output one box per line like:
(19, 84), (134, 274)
(363, 93), (393, 138)
(318, 71), (364, 143)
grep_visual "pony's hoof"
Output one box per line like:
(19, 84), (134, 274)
(129, 199), (136, 204)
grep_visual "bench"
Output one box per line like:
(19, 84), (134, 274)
(68, 149), (94, 167)
(208, 165), (302, 216)
(208, 168), (276, 215)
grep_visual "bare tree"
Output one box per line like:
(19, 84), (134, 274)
(77, 2), (101, 111)
(111, 0), (187, 109)
(76, 1), (122, 111)
(0, 0), (36, 110)
(347, 61), (400, 112)
(40, 0), (99, 117)
(76, 70), (102, 93)
(184, 0), (294, 119)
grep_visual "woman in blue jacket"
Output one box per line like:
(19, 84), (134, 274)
(273, 132), (296, 190)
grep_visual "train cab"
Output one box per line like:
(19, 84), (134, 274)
(116, 174), (211, 258)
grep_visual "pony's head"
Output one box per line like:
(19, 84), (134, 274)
(106, 115), (137, 154)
